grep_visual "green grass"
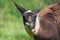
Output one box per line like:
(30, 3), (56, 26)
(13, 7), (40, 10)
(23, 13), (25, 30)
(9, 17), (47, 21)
(0, 0), (60, 40)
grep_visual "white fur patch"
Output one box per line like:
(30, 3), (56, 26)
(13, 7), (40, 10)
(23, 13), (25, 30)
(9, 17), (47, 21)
(25, 10), (32, 13)
(34, 14), (42, 34)
(26, 22), (30, 25)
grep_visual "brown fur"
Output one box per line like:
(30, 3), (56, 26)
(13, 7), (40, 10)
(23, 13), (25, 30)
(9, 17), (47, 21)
(33, 3), (60, 40)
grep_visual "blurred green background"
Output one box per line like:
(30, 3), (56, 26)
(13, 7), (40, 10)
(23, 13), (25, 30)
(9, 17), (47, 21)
(0, 0), (60, 40)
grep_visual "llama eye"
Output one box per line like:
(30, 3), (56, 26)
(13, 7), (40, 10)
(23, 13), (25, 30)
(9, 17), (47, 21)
(26, 14), (29, 16)
(35, 16), (37, 17)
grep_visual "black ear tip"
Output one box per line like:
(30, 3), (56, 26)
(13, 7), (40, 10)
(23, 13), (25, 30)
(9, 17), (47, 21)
(13, 1), (27, 13)
(14, 2), (18, 6)
(13, 0), (17, 5)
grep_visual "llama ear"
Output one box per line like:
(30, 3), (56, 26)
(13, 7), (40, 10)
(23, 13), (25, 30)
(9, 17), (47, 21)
(14, 2), (27, 13)
(32, 8), (40, 13)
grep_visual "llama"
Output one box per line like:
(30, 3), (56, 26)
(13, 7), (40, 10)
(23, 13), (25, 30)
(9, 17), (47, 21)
(14, 2), (60, 40)
(14, 2), (40, 37)
(33, 3), (60, 40)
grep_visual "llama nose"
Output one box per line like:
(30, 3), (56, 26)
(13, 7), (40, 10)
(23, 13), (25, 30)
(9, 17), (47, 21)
(32, 29), (35, 33)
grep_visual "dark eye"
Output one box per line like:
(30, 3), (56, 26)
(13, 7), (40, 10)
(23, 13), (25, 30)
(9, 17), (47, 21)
(26, 13), (29, 16)
(34, 15), (36, 17)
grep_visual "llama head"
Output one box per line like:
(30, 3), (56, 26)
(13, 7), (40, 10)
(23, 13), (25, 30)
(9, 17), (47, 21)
(14, 2), (40, 28)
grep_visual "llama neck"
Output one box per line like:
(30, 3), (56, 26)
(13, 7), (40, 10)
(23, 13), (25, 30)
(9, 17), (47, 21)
(32, 14), (42, 35)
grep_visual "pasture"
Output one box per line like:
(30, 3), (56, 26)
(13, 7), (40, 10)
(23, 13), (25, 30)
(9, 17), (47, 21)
(0, 0), (60, 40)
